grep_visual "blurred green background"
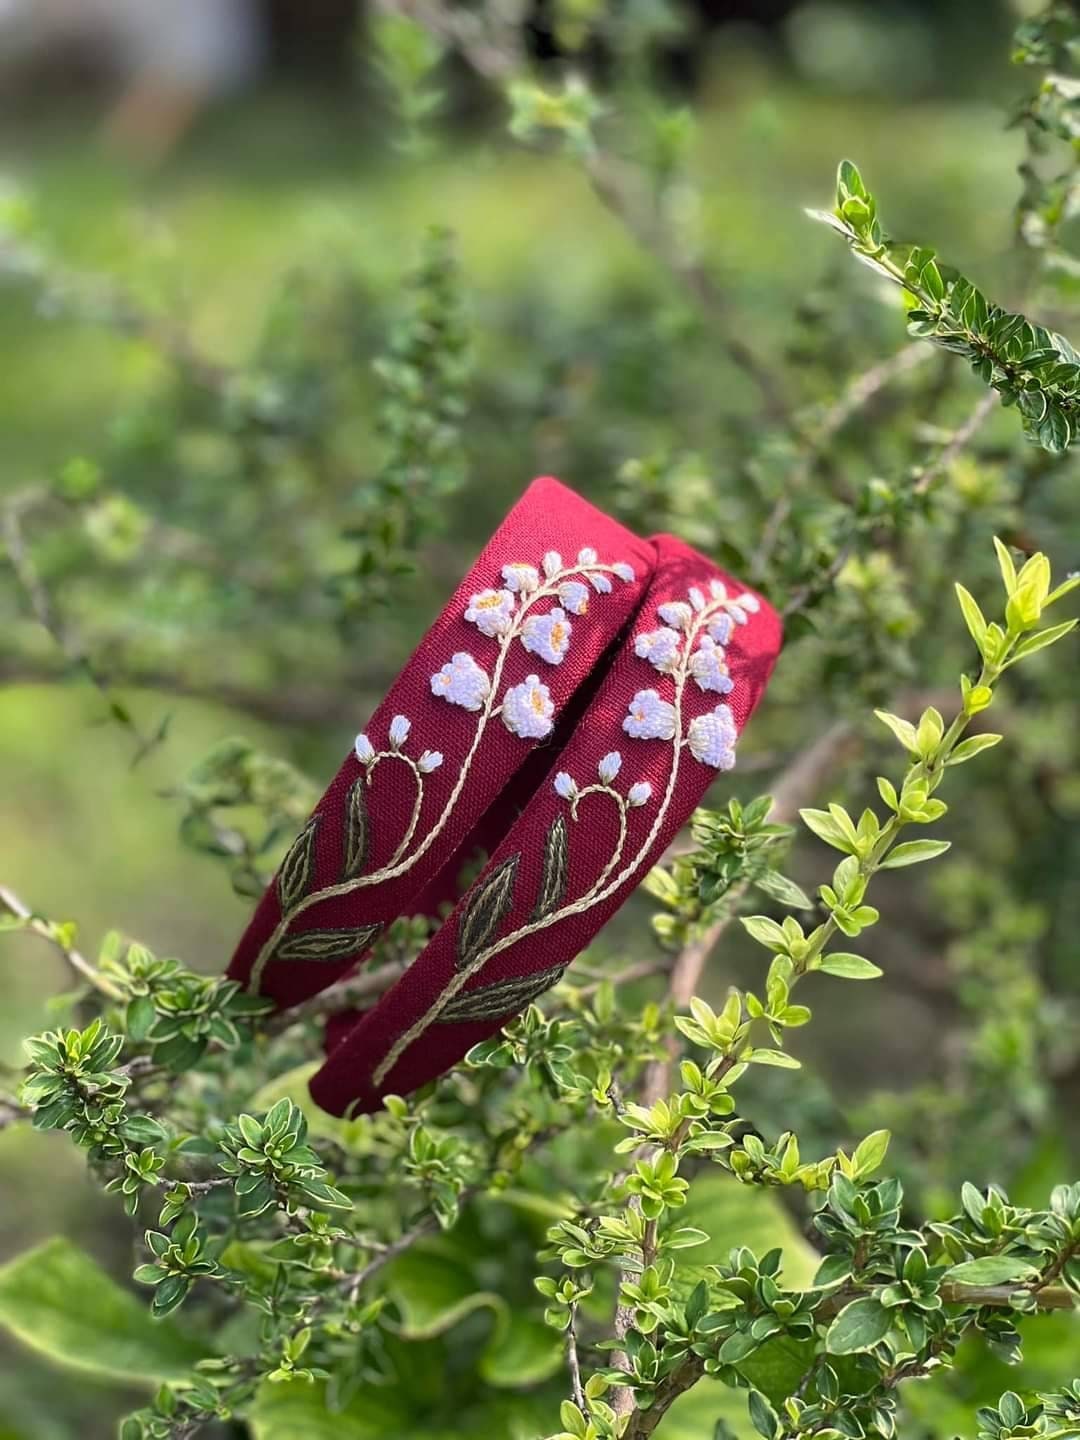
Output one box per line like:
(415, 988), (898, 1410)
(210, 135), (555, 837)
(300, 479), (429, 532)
(2, 0), (1078, 1435)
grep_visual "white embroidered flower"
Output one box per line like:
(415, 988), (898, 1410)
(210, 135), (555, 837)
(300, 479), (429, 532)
(658, 601), (693, 631)
(612, 561), (635, 583)
(689, 586), (706, 612)
(628, 781), (652, 807)
(418, 750), (443, 773)
(688, 635), (734, 695)
(542, 550), (562, 578)
(354, 733), (375, 765)
(623, 688), (678, 741)
(577, 546), (598, 566)
(502, 674), (555, 739)
(709, 578), (728, 601)
(430, 652), (491, 711)
(502, 561), (540, 594)
(465, 588), (515, 637)
(738, 591), (761, 614)
(388, 714), (411, 749)
(597, 751), (622, 783)
(558, 579), (590, 615)
(588, 571), (613, 594)
(708, 614), (734, 646)
(687, 703), (738, 770)
(635, 626), (682, 675)
(521, 607), (572, 665)
(553, 770), (578, 800)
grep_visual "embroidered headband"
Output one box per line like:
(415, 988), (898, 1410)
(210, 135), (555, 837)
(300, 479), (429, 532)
(227, 478), (782, 1115)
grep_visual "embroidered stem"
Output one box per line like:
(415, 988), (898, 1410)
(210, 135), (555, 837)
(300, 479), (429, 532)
(571, 785), (629, 902)
(370, 752), (425, 870)
(248, 562), (627, 994)
(371, 595), (727, 1087)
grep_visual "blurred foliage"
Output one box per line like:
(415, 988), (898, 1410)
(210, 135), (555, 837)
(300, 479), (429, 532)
(1, 0), (1080, 1437)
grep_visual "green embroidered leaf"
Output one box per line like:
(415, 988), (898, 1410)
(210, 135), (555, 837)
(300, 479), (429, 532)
(276, 924), (382, 963)
(457, 853), (520, 970)
(277, 815), (320, 911)
(342, 776), (370, 879)
(439, 964), (565, 1024)
(531, 814), (569, 922)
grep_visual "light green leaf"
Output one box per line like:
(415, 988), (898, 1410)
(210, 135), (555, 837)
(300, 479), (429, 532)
(746, 1048), (801, 1069)
(945, 733), (1003, 766)
(993, 537), (1017, 594)
(1010, 618), (1077, 662)
(954, 584), (988, 652)
(0, 1238), (209, 1381)
(818, 953), (882, 980)
(385, 1243), (503, 1339)
(825, 1296), (892, 1354)
(799, 808), (852, 852)
(479, 1309), (563, 1387)
(874, 710), (918, 752)
(878, 839), (951, 868)
(943, 1256), (1038, 1286)
(851, 1129), (890, 1177)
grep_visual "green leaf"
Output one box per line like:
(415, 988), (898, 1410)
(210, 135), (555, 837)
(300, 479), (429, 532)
(825, 1296), (892, 1354)
(955, 584), (988, 652)
(740, 915), (788, 949)
(479, 1309), (563, 1388)
(945, 733), (1003, 766)
(874, 710), (918, 752)
(993, 537), (1017, 594)
(1010, 618), (1077, 661)
(799, 808), (852, 852)
(384, 1240), (503, 1339)
(126, 993), (157, 1042)
(943, 1256), (1038, 1286)
(748, 1389), (781, 1440)
(851, 1129), (890, 1177)
(746, 1048), (801, 1069)
(0, 1238), (209, 1381)
(753, 869), (814, 909)
(818, 952), (882, 980)
(878, 839), (951, 868)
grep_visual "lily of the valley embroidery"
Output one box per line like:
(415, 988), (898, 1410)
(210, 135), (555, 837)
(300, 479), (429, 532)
(246, 546), (636, 994)
(369, 576), (760, 1084)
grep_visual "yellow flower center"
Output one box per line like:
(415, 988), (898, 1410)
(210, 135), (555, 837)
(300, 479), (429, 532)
(477, 593), (502, 609)
(550, 622), (566, 648)
(530, 688), (546, 714)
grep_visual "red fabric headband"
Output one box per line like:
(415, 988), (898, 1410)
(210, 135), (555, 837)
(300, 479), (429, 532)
(227, 477), (782, 1115)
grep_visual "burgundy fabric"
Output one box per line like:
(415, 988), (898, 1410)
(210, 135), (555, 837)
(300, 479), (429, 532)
(226, 478), (783, 1117)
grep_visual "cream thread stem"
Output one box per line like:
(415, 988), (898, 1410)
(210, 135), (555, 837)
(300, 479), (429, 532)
(248, 563), (626, 994)
(371, 596), (727, 1086)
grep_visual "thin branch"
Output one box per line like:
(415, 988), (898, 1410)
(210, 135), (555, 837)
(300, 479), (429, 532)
(911, 390), (998, 496)
(340, 1212), (441, 1303)
(640, 719), (858, 1107)
(378, 0), (790, 424)
(2, 497), (166, 765)
(566, 1300), (586, 1411)
(0, 884), (123, 1000)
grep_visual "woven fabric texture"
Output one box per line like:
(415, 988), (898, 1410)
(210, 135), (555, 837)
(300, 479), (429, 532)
(226, 477), (782, 1116)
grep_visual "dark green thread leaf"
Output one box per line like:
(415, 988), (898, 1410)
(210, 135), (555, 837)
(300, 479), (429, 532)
(438, 964), (565, 1024)
(531, 814), (569, 922)
(276, 924), (382, 964)
(456, 853), (520, 971)
(342, 776), (370, 879)
(277, 815), (320, 912)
